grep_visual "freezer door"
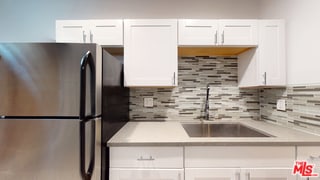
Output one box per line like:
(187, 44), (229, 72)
(0, 118), (101, 180)
(0, 43), (101, 117)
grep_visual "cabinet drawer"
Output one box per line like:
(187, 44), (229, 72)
(185, 146), (295, 168)
(110, 146), (183, 168)
(297, 146), (320, 160)
(110, 168), (184, 180)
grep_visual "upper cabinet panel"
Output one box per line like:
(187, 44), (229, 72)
(56, 20), (88, 43)
(124, 19), (178, 87)
(56, 19), (123, 46)
(178, 19), (258, 46)
(90, 20), (123, 46)
(258, 20), (286, 86)
(238, 20), (286, 88)
(219, 20), (258, 46)
(178, 19), (219, 45)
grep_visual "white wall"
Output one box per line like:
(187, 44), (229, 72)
(259, 0), (320, 85)
(0, 0), (259, 42)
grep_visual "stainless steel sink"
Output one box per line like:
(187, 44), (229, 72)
(182, 123), (273, 137)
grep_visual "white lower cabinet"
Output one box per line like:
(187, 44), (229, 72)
(109, 146), (184, 180)
(185, 168), (293, 180)
(185, 146), (296, 180)
(242, 168), (294, 180)
(185, 168), (241, 180)
(109, 146), (301, 180)
(296, 146), (320, 180)
(110, 168), (184, 180)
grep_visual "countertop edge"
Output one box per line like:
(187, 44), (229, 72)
(107, 141), (320, 147)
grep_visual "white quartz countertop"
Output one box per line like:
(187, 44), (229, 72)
(107, 120), (320, 146)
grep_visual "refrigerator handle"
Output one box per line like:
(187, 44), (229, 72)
(80, 51), (96, 120)
(80, 51), (96, 180)
(80, 119), (96, 180)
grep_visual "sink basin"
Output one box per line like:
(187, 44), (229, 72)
(182, 123), (273, 137)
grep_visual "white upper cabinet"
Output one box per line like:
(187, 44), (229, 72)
(238, 20), (286, 87)
(178, 19), (258, 46)
(56, 19), (123, 46)
(89, 20), (123, 45)
(219, 20), (258, 46)
(178, 19), (218, 45)
(56, 20), (88, 43)
(124, 19), (178, 87)
(258, 20), (286, 86)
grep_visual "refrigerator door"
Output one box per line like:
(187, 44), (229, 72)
(0, 43), (102, 117)
(0, 118), (101, 180)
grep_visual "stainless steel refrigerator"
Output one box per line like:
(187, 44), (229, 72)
(0, 43), (103, 180)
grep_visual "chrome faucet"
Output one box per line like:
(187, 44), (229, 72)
(204, 84), (210, 120)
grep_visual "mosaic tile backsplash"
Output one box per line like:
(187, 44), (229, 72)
(129, 56), (260, 121)
(260, 86), (320, 133)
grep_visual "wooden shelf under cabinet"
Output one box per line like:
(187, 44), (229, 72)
(178, 47), (253, 57)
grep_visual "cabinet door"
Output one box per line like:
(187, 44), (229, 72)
(219, 20), (258, 46)
(258, 20), (286, 86)
(124, 19), (178, 87)
(185, 168), (241, 180)
(110, 168), (184, 180)
(297, 146), (320, 180)
(56, 20), (88, 43)
(238, 20), (285, 88)
(238, 48), (259, 87)
(178, 19), (219, 45)
(243, 168), (295, 180)
(90, 19), (123, 45)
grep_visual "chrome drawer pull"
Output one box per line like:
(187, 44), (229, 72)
(245, 172), (250, 180)
(235, 172), (241, 180)
(137, 156), (155, 161)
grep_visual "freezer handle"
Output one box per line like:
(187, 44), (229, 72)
(80, 119), (96, 180)
(80, 51), (96, 180)
(80, 51), (96, 120)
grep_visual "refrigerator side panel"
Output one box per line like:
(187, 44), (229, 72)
(93, 117), (102, 180)
(101, 50), (129, 180)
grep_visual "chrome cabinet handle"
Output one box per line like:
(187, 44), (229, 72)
(235, 172), (241, 180)
(90, 31), (93, 43)
(82, 31), (86, 43)
(262, 72), (267, 85)
(308, 155), (320, 161)
(173, 72), (176, 85)
(137, 156), (155, 161)
(245, 172), (250, 180)
(221, 30), (225, 44)
(214, 30), (218, 44)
